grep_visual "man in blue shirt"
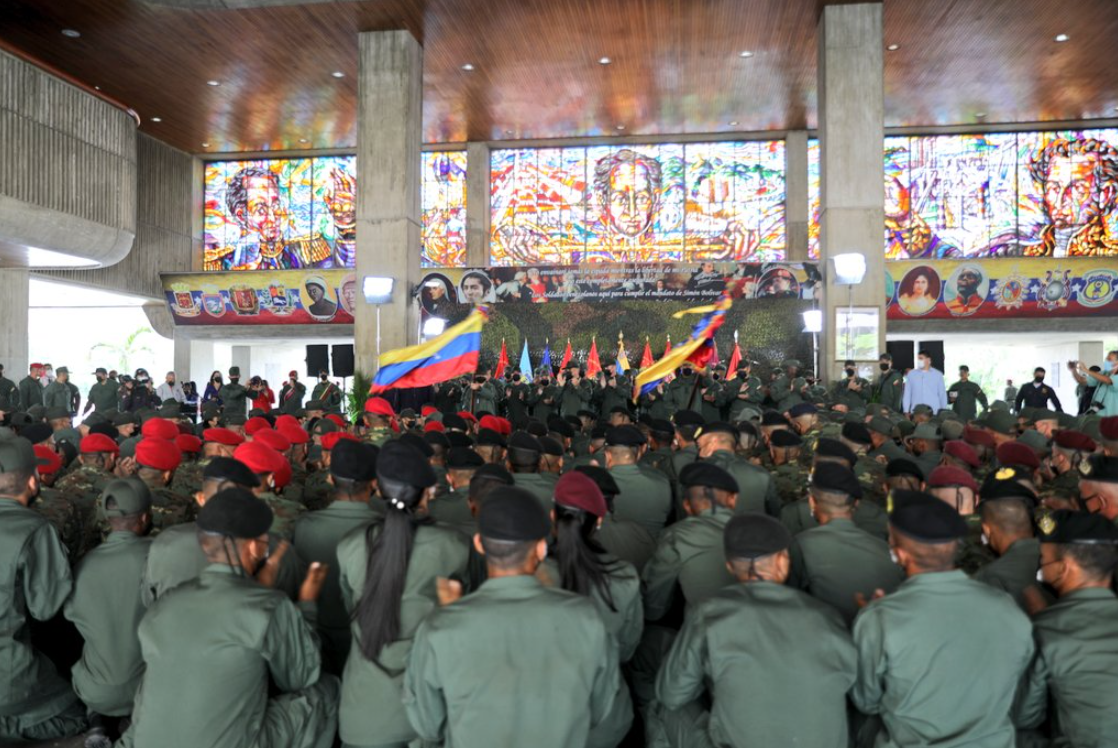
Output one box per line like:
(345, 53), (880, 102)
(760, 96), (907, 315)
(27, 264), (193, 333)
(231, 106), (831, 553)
(903, 350), (947, 417)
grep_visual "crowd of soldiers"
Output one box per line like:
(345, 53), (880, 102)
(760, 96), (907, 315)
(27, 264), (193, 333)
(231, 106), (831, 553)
(3, 353), (1118, 748)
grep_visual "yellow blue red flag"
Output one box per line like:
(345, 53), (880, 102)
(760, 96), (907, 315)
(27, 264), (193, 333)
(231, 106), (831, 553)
(370, 306), (489, 394)
(634, 288), (735, 398)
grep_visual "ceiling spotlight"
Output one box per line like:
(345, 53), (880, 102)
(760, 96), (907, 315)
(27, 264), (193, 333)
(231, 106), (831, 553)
(504, 130), (514, 135)
(615, 125), (625, 131)
(331, 71), (345, 78)
(94, 85), (101, 91)
(739, 50), (754, 58)
(598, 56), (612, 65)
(729, 121), (740, 126)
(975, 112), (987, 118)
(298, 138), (308, 144)
(1054, 33), (1069, 42)
(206, 80), (221, 86)
(202, 142), (210, 148)
(460, 63), (475, 71)
(150, 117), (162, 123)
(886, 43), (900, 51)
(61, 29), (81, 38)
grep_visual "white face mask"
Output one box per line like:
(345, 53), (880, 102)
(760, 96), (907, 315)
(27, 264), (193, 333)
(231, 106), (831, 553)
(889, 549), (901, 566)
(980, 533), (989, 546)
(1036, 569), (1045, 584)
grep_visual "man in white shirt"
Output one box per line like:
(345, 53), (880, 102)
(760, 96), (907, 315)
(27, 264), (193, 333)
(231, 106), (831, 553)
(155, 372), (185, 404)
(903, 350), (948, 417)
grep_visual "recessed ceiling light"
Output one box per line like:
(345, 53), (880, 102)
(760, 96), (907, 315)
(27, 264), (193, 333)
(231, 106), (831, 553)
(598, 56), (612, 65)
(886, 44), (900, 51)
(298, 139), (308, 144)
(504, 130), (514, 136)
(1054, 33), (1069, 42)
(975, 112), (987, 118)
(615, 125), (625, 131)
(331, 71), (345, 78)
(729, 121), (740, 126)
(206, 80), (221, 86)
(202, 142), (210, 148)
(460, 63), (475, 71)
(61, 29), (81, 38)
(739, 50), (754, 58)
(151, 117), (162, 123)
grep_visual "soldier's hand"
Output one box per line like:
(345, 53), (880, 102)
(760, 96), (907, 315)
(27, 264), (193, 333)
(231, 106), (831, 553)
(854, 588), (886, 608)
(114, 456), (138, 477)
(299, 562), (329, 603)
(1022, 585), (1050, 617)
(257, 540), (290, 588)
(436, 576), (463, 606)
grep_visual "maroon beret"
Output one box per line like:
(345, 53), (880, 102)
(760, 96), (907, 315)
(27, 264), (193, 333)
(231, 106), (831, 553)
(554, 471), (607, 518)
(1053, 430), (1096, 453)
(1100, 416), (1118, 441)
(996, 441), (1040, 471)
(928, 465), (979, 492)
(963, 427), (996, 448)
(943, 440), (980, 469)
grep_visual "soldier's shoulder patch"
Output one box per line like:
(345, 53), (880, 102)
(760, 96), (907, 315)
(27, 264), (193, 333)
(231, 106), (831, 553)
(1038, 512), (1056, 536)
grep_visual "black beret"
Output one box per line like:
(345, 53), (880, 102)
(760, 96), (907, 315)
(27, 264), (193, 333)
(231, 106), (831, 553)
(1037, 509), (1118, 544)
(673, 410), (705, 427)
(445, 431), (475, 449)
(1080, 454), (1118, 483)
(886, 458), (925, 480)
(814, 437), (857, 466)
(979, 469), (1038, 507)
(610, 405), (635, 417)
(22, 422), (53, 445)
(724, 513), (792, 560)
(442, 413), (468, 431)
(88, 422), (120, 440)
(637, 414), (654, 427)
(761, 410), (791, 427)
(887, 490), (967, 543)
(574, 465), (620, 497)
(547, 416), (575, 438)
(649, 419), (676, 438)
(811, 463), (863, 498)
(508, 432), (542, 453)
(330, 440), (379, 481)
(423, 431), (451, 450)
(679, 462), (739, 493)
(197, 487), (273, 539)
(377, 441), (437, 488)
(525, 421), (549, 438)
(606, 425), (647, 447)
(203, 456), (261, 488)
(399, 432), (435, 458)
(737, 421), (761, 439)
(841, 422), (873, 446)
(473, 462), (514, 485)
(769, 429), (802, 448)
(446, 446), (485, 470)
(695, 421), (738, 439)
(538, 436), (565, 457)
(589, 425), (608, 440)
(478, 487), (551, 541)
(577, 409), (597, 420)
(476, 428), (507, 448)
(788, 403), (818, 418)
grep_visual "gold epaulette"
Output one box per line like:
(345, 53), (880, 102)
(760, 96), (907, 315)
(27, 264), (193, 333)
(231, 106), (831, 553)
(285, 235), (333, 265)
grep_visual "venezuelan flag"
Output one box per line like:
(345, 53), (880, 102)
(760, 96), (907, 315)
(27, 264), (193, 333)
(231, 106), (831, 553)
(370, 306), (489, 394)
(633, 288), (735, 399)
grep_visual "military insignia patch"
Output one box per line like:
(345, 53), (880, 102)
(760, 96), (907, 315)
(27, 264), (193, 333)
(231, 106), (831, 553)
(1077, 269), (1118, 309)
(886, 491), (894, 514)
(1080, 459), (1093, 476)
(1037, 268), (1072, 311)
(996, 467), (1016, 480)
(1038, 513), (1056, 536)
(993, 270), (1027, 311)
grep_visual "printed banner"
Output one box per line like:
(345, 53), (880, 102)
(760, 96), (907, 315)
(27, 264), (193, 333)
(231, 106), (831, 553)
(162, 270), (357, 326)
(886, 258), (1118, 320)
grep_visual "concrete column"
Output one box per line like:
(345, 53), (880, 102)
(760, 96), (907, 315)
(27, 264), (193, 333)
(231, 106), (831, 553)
(465, 141), (491, 266)
(817, 2), (885, 383)
(785, 130), (810, 262)
(231, 345), (252, 379)
(0, 270), (30, 380)
(355, 30), (423, 375)
(173, 332), (191, 383)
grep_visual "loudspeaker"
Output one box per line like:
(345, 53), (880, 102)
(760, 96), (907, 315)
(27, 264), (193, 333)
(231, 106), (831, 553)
(886, 340), (915, 373)
(306, 345), (329, 378)
(332, 344), (355, 378)
(919, 340), (945, 373)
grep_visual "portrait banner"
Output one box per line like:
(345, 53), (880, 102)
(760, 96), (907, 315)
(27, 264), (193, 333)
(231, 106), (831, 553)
(162, 270), (357, 326)
(887, 258), (1118, 320)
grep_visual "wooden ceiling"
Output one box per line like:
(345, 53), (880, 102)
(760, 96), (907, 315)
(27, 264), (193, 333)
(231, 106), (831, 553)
(2, 0), (1117, 155)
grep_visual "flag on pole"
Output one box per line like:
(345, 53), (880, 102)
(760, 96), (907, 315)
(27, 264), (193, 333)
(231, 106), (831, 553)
(585, 337), (602, 379)
(494, 339), (509, 380)
(727, 336), (743, 374)
(518, 339), (533, 383)
(541, 339), (552, 372)
(634, 289), (736, 398)
(639, 337), (654, 370)
(616, 332), (630, 375)
(370, 306), (489, 394)
(559, 339), (573, 369)
(663, 335), (673, 357)
(709, 340), (720, 367)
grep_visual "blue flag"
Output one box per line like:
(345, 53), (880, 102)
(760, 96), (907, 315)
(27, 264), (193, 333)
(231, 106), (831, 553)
(541, 340), (552, 372)
(518, 339), (533, 383)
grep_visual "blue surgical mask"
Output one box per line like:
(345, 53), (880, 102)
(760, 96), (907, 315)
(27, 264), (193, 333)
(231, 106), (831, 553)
(1105, 359), (1117, 372)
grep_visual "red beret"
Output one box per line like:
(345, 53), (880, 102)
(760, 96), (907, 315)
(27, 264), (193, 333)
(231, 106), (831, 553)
(996, 441), (1040, 471)
(274, 414), (300, 429)
(963, 427), (996, 448)
(364, 397), (396, 417)
(233, 441), (285, 475)
(421, 405), (438, 417)
(245, 416), (272, 436)
(479, 415), (503, 433)
(136, 438), (183, 472)
(325, 414), (347, 428)
(1054, 430), (1096, 453)
(288, 370), (298, 378)
(554, 471), (608, 517)
(175, 434), (202, 454)
(423, 421), (445, 433)
(495, 417), (513, 437)
(321, 431), (359, 451)
(203, 427), (245, 446)
(34, 445), (62, 475)
(457, 411), (478, 424)
(253, 429), (292, 452)
(81, 433), (120, 455)
(1101, 416), (1118, 441)
(276, 422), (310, 445)
(943, 440), (980, 469)
(141, 418), (180, 441)
(273, 458), (292, 489)
(928, 465), (979, 492)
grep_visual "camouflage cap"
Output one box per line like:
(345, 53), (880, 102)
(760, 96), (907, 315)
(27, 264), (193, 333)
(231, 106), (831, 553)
(100, 477), (153, 518)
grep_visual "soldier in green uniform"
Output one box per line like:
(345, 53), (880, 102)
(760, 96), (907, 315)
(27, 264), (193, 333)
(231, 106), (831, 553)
(41, 366), (71, 413)
(605, 425), (673, 537)
(652, 514), (857, 748)
(64, 478), (152, 725)
(851, 490), (1033, 748)
(867, 416), (907, 463)
(171, 426), (243, 497)
(218, 366), (249, 418)
(640, 381), (673, 421)
(83, 368), (120, 416)
(695, 422), (778, 516)
(639, 418), (677, 483)
(118, 488), (339, 748)
(971, 479), (1039, 610)
(874, 353), (905, 413)
(716, 362), (764, 423)
(1038, 430), (1092, 510)
(0, 436), (88, 742)
(554, 366), (591, 419)
(788, 464), (904, 626)
(665, 365), (703, 413)
(309, 369), (342, 414)
(133, 437), (196, 535)
(596, 365), (631, 418)
(1016, 510), (1118, 748)
(0, 363), (17, 409)
(234, 440), (305, 539)
(18, 362), (45, 411)
(507, 431), (559, 509)
(429, 446), (483, 529)
(832, 359), (871, 411)
(528, 371), (561, 423)
(904, 422), (945, 479)
(278, 370), (307, 414)
(55, 433), (120, 557)
(768, 429), (808, 508)
(926, 465), (994, 574)
(403, 488), (632, 748)
(28, 445), (85, 563)
(461, 372), (498, 415)
(360, 396), (398, 447)
(946, 365), (987, 422)
(504, 372), (532, 427)
(768, 359), (803, 413)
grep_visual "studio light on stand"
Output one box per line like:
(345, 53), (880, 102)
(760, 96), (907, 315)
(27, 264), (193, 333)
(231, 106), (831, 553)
(363, 276), (395, 373)
(802, 309), (823, 377)
(422, 317), (447, 339)
(829, 253), (867, 371)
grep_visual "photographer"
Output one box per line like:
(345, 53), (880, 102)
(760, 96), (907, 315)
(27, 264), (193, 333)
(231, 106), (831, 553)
(596, 364), (630, 416)
(1072, 353), (1118, 415)
(462, 371), (497, 415)
(558, 366), (593, 419)
(119, 370), (159, 413)
(505, 370), (531, 427)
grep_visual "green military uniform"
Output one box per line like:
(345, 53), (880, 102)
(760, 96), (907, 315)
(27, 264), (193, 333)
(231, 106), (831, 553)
(598, 515), (657, 573)
(971, 537), (1039, 610)
(1038, 468), (1078, 505)
(696, 380), (723, 424)
(301, 469), (333, 511)
(780, 498), (889, 540)
(291, 501), (381, 675)
(852, 570), (1033, 748)
(0, 497), (85, 741)
(42, 379), (72, 412)
(171, 456), (210, 498)
(868, 439), (907, 464)
(337, 523), (469, 748)
(652, 582), (857, 748)
(854, 454), (888, 508)
(218, 381), (249, 417)
(362, 426), (394, 448)
(427, 485), (474, 531)
(279, 380), (307, 414)
(956, 514), (996, 575)
(1016, 588), (1118, 748)
(701, 449), (779, 516)
(641, 446), (678, 486)
(770, 461), (809, 508)
(788, 518), (904, 625)
(948, 380), (988, 422)
(609, 463), (673, 537)
(528, 383), (560, 422)
(557, 379), (592, 419)
(30, 488), (85, 562)
(310, 380), (342, 414)
(505, 381), (532, 425)
(671, 445), (699, 483)
(912, 448), (943, 481)
(0, 373), (17, 408)
(462, 380), (499, 414)
(403, 575), (632, 748)
(120, 564), (339, 748)
(18, 374), (44, 410)
(664, 373), (702, 412)
(598, 379), (631, 417)
(875, 368), (905, 412)
(258, 490), (306, 539)
(538, 556), (643, 662)
(640, 389), (672, 420)
(512, 471), (559, 510)
(642, 504), (735, 621)
(148, 485), (197, 536)
(86, 380), (119, 414)
(55, 464), (115, 557)
(832, 375), (871, 410)
(64, 530), (151, 716)
(716, 374), (764, 423)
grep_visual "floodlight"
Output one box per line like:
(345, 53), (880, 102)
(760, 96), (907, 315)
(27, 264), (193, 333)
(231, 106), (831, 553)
(363, 276), (394, 304)
(802, 310), (823, 333)
(831, 253), (867, 285)
(423, 317), (447, 337)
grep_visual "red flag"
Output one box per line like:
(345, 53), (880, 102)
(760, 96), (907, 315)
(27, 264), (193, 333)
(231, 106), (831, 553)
(494, 338), (509, 380)
(709, 340), (720, 367)
(585, 338), (602, 378)
(663, 335), (673, 357)
(727, 342), (742, 373)
(640, 337), (654, 369)
(559, 339), (573, 369)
